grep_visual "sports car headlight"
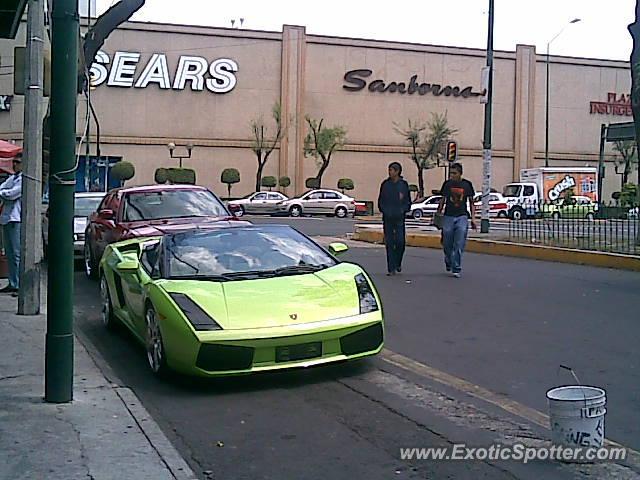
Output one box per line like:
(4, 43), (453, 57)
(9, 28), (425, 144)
(355, 273), (379, 314)
(169, 293), (223, 331)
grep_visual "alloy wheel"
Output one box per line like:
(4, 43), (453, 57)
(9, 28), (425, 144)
(145, 308), (165, 374)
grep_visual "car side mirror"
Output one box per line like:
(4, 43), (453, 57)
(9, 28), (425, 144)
(328, 242), (349, 256)
(98, 209), (115, 220)
(116, 258), (139, 272)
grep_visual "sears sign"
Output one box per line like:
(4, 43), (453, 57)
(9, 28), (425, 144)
(90, 51), (238, 94)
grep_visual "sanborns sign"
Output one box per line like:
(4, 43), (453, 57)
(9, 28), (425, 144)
(90, 51), (238, 93)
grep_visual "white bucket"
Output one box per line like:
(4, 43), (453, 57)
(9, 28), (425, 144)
(547, 385), (606, 448)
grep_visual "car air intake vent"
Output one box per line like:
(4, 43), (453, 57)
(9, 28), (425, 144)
(340, 323), (383, 356)
(196, 344), (254, 371)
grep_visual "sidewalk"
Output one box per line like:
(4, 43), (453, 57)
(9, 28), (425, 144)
(0, 287), (197, 480)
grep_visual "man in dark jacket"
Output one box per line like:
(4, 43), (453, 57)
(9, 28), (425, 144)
(378, 162), (411, 275)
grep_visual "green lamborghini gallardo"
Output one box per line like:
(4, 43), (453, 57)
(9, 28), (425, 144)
(99, 224), (384, 377)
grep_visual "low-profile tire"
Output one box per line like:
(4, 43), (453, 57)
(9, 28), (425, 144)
(84, 240), (98, 280)
(289, 205), (302, 217)
(100, 274), (118, 330)
(145, 305), (169, 377)
(412, 209), (423, 219)
(335, 206), (348, 218)
(497, 211), (508, 219)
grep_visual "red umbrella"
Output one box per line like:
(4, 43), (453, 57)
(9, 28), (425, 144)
(0, 139), (22, 159)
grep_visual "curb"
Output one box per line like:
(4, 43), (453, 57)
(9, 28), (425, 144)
(352, 229), (640, 272)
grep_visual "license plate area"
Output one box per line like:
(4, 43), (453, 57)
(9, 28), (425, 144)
(275, 342), (322, 363)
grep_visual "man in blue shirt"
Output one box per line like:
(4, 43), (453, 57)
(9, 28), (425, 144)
(0, 154), (22, 294)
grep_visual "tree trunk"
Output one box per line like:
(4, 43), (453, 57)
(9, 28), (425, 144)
(417, 167), (425, 198)
(256, 161), (265, 192)
(316, 160), (330, 188)
(631, 2), (640, 244)
(227, 184), (231, 197)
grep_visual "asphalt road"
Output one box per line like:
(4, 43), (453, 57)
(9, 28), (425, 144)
(71, 216), (640, 479)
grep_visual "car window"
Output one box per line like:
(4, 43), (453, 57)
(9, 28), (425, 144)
(268, 193), (282, 200)
(523, 186), (535, 197)
(166, 226), (336, 278)
(490, 195), (499, 202)
(254, 193), (267, 200)
(323, 192), (340, 200)
(428, 197), (441, 204)
(307, 192), (323, 200)
(98, 193), (113, 211)
(122, 189), (228, 222)
(140, 240), (161, 277)
(75, 196), (104, 217)
(503, 185), (521, 198)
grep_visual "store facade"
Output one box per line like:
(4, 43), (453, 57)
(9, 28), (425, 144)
(0, 20), (632, 202)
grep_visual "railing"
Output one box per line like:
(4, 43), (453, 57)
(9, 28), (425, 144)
(508, 201), (640, 256)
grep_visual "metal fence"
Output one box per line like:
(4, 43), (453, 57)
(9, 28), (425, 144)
(508, 201), (640, 256)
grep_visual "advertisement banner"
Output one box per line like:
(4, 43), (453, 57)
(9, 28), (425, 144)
(543, 172), (597, 201)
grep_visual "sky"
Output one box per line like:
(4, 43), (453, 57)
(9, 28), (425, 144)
(94, 0), (636, 61)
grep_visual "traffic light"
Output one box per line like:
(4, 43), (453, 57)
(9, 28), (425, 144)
(446, 140), (458, 163)
(13, 46), (51, 96)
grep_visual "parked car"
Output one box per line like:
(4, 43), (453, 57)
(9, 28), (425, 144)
(227, 191), (288, 217)
(543, 195), (597, 220)
(43, 192), (106, 259)
(473, 192), (509, 218)
(84, 184), (237, 279)
(99, 224), (383, 377)
(408, 195), (442, 219)
(278, 189), (355, 218)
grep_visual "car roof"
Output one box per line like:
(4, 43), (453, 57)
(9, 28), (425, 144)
(165, 223), (293, 239)
(109, 184), (209, 195)
(75, 192), (106, 198)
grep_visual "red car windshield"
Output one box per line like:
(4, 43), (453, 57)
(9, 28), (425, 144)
(122, 190), (228, 222)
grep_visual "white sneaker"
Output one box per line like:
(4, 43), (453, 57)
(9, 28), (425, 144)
(452, 272), (461, 278)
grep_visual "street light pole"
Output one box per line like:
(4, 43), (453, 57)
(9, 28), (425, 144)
(45, 0), (78, 403)
(480, 0), (494, 234)
(544, 18), (581, 167)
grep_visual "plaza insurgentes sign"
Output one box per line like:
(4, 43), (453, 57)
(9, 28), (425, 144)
(343, 69), (483, 99)
(89, 51), (238, 93)
(545, 173), (597, 201)
(589, 92), (632, 116)
(0, 95), (11, 112)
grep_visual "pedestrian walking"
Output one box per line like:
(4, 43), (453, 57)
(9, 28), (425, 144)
(436, 162), (476, 278)
(0, 153), (22, 295)
(377, 162), (410, 275)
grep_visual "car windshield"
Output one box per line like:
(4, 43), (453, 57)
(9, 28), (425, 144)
(166, 226), (336, 279)
(74, 196), (103, 217)
(503, 185), (521, 198)
(123, 189), (228, 222)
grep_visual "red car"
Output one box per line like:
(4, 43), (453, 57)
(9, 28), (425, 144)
(83, 184), (240, 278)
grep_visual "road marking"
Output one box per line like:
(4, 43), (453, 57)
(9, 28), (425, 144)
(381, 349), (640, 467)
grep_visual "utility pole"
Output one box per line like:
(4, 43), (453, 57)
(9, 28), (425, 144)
(18, 0), (44, 315)
(480, 0), (494, 234)
(45, 0), (78, 403)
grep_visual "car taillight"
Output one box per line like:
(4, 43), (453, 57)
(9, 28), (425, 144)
(494, 203), (508, 209)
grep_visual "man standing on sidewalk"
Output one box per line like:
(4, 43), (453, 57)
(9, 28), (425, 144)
(378, 162), (411, 276)
(0, 153), (23, 295)
(437, 162), (476, 278)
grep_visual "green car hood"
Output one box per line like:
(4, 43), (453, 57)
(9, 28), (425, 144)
(159, 263), (366, 330)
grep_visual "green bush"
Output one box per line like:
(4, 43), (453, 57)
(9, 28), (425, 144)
(155, 168), (168, 184)
(278, 176), (291, 188)
(110, 161), (135, 184)
(261, 176), (277, 191)
(167, 168), (196, 185)
(337, 178), (354, 193)
(619, 183), (639, 206)
(221, 168), (240, 196)
(305, 177), (320, 189)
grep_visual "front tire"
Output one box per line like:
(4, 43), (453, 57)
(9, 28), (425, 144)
(84, 240), (98, 280)
(289, 205), (302, 217)
(100, 274), (117, 330)
(145, 305), (169, 376)
(235, 206), (245, 217)
(552, 212), (561, 220)
(335, 206), (348, 218)
(510, 207), (525, 221)
(586, 212), (595, 221)
(412, 209), (423, 219)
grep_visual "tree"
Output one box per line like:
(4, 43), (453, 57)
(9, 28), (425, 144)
(304, 116), (347, 188)
(221, 168), (240, 197)
(394, 113), (457, 198)
(261, 176), (277, 191)
(167, 168), (196, 185)
(613, 140), (638, 188)
(305, 177), (320, 189)
(337, 178), (354, 193)
(155, 167), (168, 184)
(628, 2), (640, 243)
(251, 103), (283, 192)
(278, 176), (291, 191)
(409, 183), (419, 200)
(110, 161), (135, 185)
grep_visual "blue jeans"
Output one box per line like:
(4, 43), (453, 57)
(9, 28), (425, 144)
(2, 222), (20, 289)
(442, 215), (468, 274)
(383, 215), (406, 273)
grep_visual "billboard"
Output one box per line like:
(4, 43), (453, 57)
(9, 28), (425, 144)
(543, 172), (597, 201)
